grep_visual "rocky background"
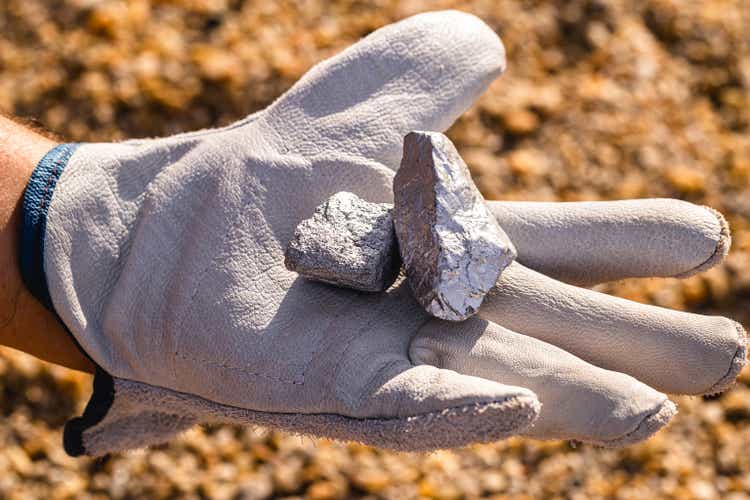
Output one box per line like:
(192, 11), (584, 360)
(1, 0), (749, 498)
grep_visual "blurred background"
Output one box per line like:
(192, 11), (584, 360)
(1, 0), (750, 498)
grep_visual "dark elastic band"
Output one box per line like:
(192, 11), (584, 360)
(20, 143), (80, 310)
(63, 367), (115, 457)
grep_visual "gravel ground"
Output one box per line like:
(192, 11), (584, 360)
(1, 0), (749, 498)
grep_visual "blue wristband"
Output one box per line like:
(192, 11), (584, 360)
(19, 143), (80, 310)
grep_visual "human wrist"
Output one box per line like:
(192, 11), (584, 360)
(0, 116), (56, 327)
(0, 115), (92, 372)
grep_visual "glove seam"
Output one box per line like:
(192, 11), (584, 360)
(172, 350), (305, 385)
(171, 260), (350, 386)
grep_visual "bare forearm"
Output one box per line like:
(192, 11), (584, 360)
(0, 115), (94, 373)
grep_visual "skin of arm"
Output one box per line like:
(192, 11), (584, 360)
(0, 115), (94, 373)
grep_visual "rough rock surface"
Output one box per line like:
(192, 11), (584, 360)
(394, 131), (516, 321)
(285, 192), (400, 292)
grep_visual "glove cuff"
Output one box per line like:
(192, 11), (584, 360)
(19, 143), (119, 457)
(20, 143), (80, 311)
(20, 142), (98, 368)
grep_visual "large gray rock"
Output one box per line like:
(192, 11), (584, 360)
(393, 131), (516, 321)
(285, 192), (400, 292)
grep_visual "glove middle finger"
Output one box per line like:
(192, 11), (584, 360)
(479, 262), (746, 396)
(410, 317), (676, 445)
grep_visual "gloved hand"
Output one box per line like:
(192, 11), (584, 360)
(21, 11), (745, 457)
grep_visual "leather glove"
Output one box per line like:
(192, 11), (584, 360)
(20, 11), (745, 457)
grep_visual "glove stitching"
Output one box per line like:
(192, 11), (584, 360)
(38, 154), (66, 225)
(166, 182), (294, 381)
(172, 350), (304, 385)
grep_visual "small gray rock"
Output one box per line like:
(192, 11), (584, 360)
(393, 131), (516, 321)
(285, 192), (400, 292)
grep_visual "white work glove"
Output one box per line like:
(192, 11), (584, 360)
(20, 11), (745, 458)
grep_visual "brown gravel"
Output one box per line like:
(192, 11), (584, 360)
(1, 0), (750, 498)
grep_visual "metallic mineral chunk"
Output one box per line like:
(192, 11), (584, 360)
(285, 191), (400, 292)
(393, 131), (516, 321)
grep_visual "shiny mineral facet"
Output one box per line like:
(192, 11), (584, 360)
(393, 131), (516, 321)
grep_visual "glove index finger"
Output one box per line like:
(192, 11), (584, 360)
(488, 199), (730, 286)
